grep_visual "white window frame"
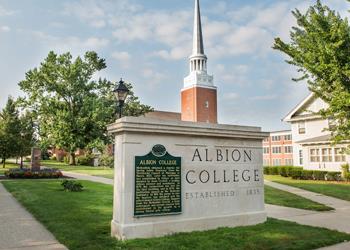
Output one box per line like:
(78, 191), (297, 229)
(298, 121), (306, 134)
(310, 148), (320, 162)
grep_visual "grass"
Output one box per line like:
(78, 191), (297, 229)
(0, 162), (22, 175)
(265, 175), (350, 201)
(41, 160), (114, 179)
(264, 185), (333, 211)
(3, 179), (350, 250)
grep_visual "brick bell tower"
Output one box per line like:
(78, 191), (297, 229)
(181, 0), (217, 124)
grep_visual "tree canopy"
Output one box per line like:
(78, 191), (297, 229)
(273, 0), (350, 145)
(19, 51), (152, 165)
(0, 97), (34, 168)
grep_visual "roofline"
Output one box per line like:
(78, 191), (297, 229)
(268, 130), (292, 134)
(282, 93), (314, 122)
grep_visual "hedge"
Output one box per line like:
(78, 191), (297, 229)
(264, 166), (342, 181)
(5, 168), (63, 179)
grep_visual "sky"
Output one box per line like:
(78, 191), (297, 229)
(0, 0), (349, 131)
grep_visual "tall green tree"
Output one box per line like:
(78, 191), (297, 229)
(0, 97), (21, 168)
(273, 0), (350, 145)
(16, 112), (35, 168)
(19, 51), (152, 165)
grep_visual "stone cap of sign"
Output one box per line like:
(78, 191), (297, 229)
(107, 116), (268, 140)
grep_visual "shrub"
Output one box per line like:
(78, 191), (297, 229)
(290, 168), (303, 179)
(345, 173), (350, 182)
(61, 180), (83, 192)
(5, 168), (63, 179)
(99, 154), (114, 168)
(301, 170), (314, 180)
(77, 154), (94, 166)
(341, 164), (349, 178)
(326, 172), (342, 181)
(279, 166), (288, 177)
(263, 167), (270, 175)
(313, 171), (327, 181)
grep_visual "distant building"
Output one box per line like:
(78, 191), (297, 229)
(283, 93), (349, 171)
(263, 130), (293, 166)
(144, 111), (181, 121)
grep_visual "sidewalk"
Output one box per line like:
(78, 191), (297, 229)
(0, 182), (67, 250)
(61, 171), (113, 185)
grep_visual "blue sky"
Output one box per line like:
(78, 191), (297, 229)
(0, 0), (349, 131)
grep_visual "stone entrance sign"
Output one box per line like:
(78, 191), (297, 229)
(30, 147), (41, 171)
(107, 117), (268, 240)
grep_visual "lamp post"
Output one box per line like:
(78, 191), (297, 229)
(113, 78), (130, 119)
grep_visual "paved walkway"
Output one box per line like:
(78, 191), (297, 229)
(265, 180), (350, 250)
(0, 182), (67, 250)
(61, 171), (113, 185)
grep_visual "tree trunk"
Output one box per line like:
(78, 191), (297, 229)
(2, 158), (5, 168)
(20, 156), (23, 169)
(69, 153), (76, 166)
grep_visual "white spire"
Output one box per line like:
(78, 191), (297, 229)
(183, 0), (214, 89)
(193, 0), (205, 56)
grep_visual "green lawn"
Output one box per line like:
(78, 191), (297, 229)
(41, 160), (114, 179)
(3, 180), (350, 250)
(265, 185), (333, 211)
(265, 175), (350, 201)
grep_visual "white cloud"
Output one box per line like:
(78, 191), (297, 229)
(112, 10), (192, 48)
(30, 31), (109, 52)
(249, 95), (278, 101)
(0, 25), (10, 32)
(112, 51), (131, 68)
(223, 92), (239, 101)
(142, 68), (166, 85)
(0, 6), (15, 16)
(63, 0), (142, 29)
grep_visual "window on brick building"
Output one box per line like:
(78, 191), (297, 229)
(205, 101), (209, 108)
(284, 146), (293, 154)
(263, 147), (269, 154)
(272, 147), (281, 154)
(285, 159), (293, 166)
(271, 136), (281, 142)
(284, 134), (292, 141)
(273, 159), (281, 166)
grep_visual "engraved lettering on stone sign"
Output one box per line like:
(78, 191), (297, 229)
(134, 146), (181, 217)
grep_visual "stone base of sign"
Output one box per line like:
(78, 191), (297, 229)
(111, 211), (266, 240)
(107, 117), (268, 240)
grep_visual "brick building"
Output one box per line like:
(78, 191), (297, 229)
(263, 130), (293, 166)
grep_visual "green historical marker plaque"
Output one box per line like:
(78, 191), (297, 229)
(134, 145), (182, 217)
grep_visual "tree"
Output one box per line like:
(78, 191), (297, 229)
(273, 0), (350, 145)
(19, 51), (152, 165)
(16, 112), (35, 168)
(0, 98), (21, 168)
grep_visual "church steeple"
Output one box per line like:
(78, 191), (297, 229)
(189, 0), (208, 74)
(181, 0), (217, 124)
(193, 0), (205, 55)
